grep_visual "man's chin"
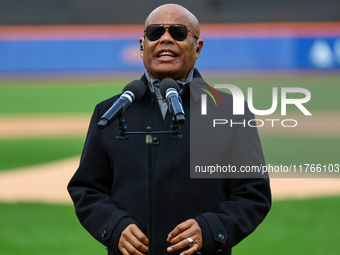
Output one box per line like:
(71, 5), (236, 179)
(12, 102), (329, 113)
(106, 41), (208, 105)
(151, 70), (184, 80)
(152, 66), (190, 79)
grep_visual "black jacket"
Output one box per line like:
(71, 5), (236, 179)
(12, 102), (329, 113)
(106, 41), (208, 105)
(68, 70), (271, 255)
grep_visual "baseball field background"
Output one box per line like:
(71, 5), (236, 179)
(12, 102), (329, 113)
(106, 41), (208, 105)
(0, 16), (340, 255)
(0, 72), (339, 255)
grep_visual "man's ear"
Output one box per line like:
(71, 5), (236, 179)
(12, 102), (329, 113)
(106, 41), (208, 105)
(196, 40), (200, 53)
(196, 39), (203, 58)
(139, 38), (144, 59)
(140, 38), (144, 51)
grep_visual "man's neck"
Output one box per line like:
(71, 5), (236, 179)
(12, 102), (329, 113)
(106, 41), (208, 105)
(146, 69), (195, 87)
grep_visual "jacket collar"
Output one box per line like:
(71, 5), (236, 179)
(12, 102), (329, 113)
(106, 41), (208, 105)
(139, 68), (207, 102)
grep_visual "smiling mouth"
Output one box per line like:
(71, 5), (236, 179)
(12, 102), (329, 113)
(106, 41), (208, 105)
(156, 51), (178, 59)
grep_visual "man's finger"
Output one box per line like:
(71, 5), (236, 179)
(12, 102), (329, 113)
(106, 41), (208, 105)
(131, 226), (149, 247)
(168, 220), (201, 245)
(126, 232), (148, 253)
(167, 219), (193, 242)
(168, 228), (194, 245)
(122, 240), (146, 255)
(166, 219), (203, 253)
(120, 247), (129, 255)
(119, 224), (149, 254)
(167, 238), (192, 253)
(180, 245), (200, 255)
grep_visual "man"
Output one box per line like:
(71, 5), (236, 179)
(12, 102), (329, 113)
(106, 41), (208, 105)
(68, 4), (271, 255)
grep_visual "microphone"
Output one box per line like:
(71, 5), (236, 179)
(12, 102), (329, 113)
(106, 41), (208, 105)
(97, 80), (146, 129)
(160, 78), (185, 124)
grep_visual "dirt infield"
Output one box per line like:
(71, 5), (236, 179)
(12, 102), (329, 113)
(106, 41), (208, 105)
(0, 112), (339, 204)
(0, 157), (77, 204)
(0, 157), (340, 204)
(0, 111), (339, 138)
(0, 114), (91, 139)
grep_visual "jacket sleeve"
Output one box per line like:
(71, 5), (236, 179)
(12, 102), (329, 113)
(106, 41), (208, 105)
(194, 106), (272, 254)
(67, 104), (138, 254)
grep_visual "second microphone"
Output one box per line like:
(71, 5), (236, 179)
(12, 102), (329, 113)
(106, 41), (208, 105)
(160, 78), (185, 125)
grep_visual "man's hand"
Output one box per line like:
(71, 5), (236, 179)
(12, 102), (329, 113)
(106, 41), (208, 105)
(166, 219), (203, 255)
(118, 224), (148, 255)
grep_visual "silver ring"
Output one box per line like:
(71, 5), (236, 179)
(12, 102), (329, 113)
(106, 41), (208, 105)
(187, 237), (194, 246)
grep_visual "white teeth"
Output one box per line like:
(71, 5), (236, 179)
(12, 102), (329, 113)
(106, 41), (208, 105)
(159, 51), (175, 56)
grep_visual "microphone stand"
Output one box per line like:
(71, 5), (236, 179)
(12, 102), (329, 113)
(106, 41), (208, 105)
(116, 117), (182, 255)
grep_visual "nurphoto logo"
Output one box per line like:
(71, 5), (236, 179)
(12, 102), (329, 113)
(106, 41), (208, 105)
(200, 84), (312, 128)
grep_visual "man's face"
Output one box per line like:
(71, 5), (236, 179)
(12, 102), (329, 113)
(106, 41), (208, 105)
(140, 9), (202, 82)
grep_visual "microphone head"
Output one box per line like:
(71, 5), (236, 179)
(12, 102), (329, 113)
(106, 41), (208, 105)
(160, 78), (180, 99)
(123, 80), (146, 101)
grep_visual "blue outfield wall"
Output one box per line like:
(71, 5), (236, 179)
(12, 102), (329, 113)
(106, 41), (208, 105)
(0, 23), (340, 74)
(0, 40), (144, 72)
(199, 38), (340, 69)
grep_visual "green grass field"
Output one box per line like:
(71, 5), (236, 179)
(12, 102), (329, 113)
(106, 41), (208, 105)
(1, 73), (339, 170)
(208, 73), (340, 111)
(0, 73), (339, 254)
(0, 196), (339, 255)
(233, 196), (340, 255)
(0, 73), (339, 114)
(0, 202), (103, 255)
(0, 136), (338, 172)
(0, 138), (85, 171)
(0, 83), (123, 114)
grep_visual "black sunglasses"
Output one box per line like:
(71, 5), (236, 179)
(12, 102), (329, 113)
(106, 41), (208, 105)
(144, 24), (198, 41)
